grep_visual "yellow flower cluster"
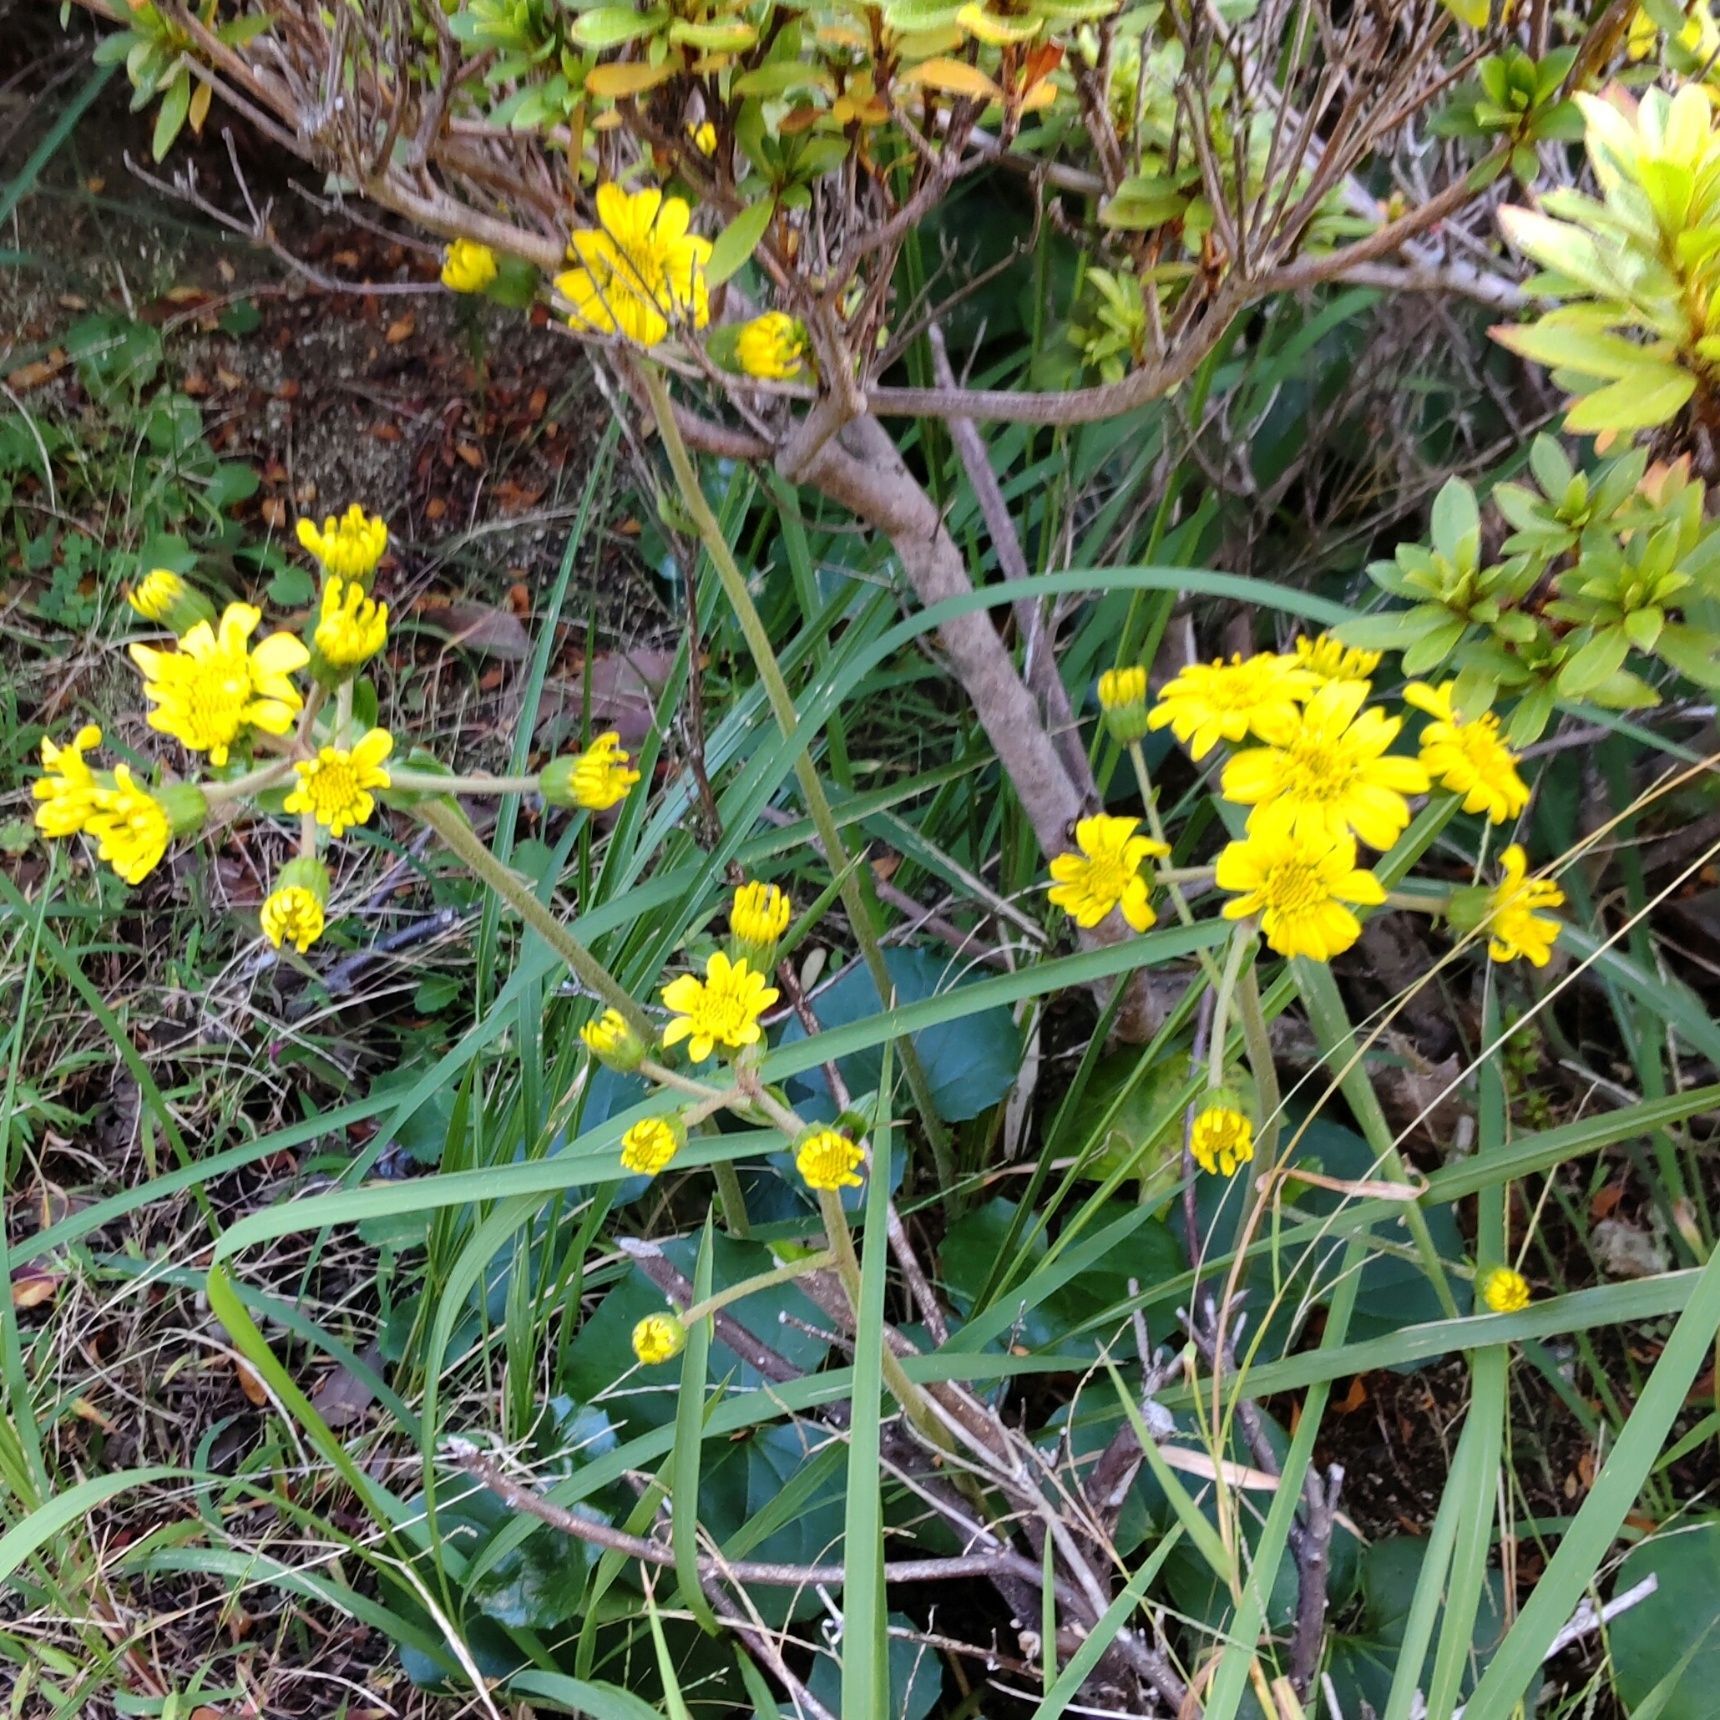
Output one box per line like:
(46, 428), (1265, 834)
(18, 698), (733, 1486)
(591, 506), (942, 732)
(284, 729), (394, 838)
(1479, 1265), (1532, 1313)
(441, 239), (498, 294)
(315, 577), (389, 672)
(297, 504), (388, 583)
(557, 184), (711, 349)
(1190, 1105), (1255, 1178)
(735, 312), (808, 381)
(621, 1115), (684, 1177)
(541, 732), (641, 812)
(1049, 633), (1557, 967)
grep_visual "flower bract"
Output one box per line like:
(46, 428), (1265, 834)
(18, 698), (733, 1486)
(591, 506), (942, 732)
(556, 184), (712, 348)
(129, 603), (308, 767)
(1215, 806), (1387, 960)
(660, 951), (778, 1061)
(284, 728), (394, 838)
(1047, 813), (1168, 933)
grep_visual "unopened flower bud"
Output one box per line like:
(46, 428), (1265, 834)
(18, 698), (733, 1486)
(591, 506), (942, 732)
(128, 569), (216, 637)
(261, 855), (331, 954)
(580, 1006), (649, 1072)
(631, 1312), (686, 1366)
(1097, 665), (1151, 744)
(541, 733), (641, 812)
(729, 879), (790, 972)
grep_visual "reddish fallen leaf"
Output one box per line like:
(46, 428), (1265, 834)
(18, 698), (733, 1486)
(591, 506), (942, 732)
(164, 285), (209, 305)
(372, 422), (402, 442)
(215, 366), (245, 391)
(275, 379), (301, 401)
(8, 354), (65, 390)
(333, 248), (361, 268)
(235, 1361), (268, 1406)
(385, 315), (416, 345)
(421, 598), (532, 660)
(1336, 1376), (1369, 1415)
(11, 1267), (61, 1310)
(260, 497), (287, 529)
(528, 385), (549, 417)
(1590, 1181), (1626, 1221)
(454, 440), (484, 469)
(425, 496), (448, 522)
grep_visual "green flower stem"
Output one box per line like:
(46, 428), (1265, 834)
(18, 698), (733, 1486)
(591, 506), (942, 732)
(642, 363), (956, 1193)
(712, 1159), (752, 1239)
(1127, 740), (1221, 984)
(293, 682), (327, 748)
(388, 769), (544, 797)
(1208, 918), (1255, 1093)
(334, 680), (353, 743)
(637, 1057), (730, 1102)
(201, 757), (297, 804)
(817, 1185), (941, 1440)
(414, 796), (651, 1039)
(638, 1056), (763, 1234)
(679, 1248), (837, 1326)
(1234, 956), (1281, 1162)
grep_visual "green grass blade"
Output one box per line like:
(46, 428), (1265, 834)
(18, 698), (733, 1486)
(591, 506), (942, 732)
(672, 1217), (720, 1634)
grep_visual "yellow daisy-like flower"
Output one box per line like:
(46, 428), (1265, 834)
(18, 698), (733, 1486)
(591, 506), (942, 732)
(296, 505), (389, 582)
(1222, 680), (1431, 852)
(735, 312), (808, 381)
(542, 732), (642, 812)
(128, 568), (185, 622)
(261, 887), (325, 953)
(1484, 845), (1564, 967)
(631, 1313), (686, 1366)
(129, 602), (309, 767)
(85, 766), (171, 885)
(441, 239), (499, 294)
(660, 950), (779, 1062)
(1479, 1265), (1532, 1313)
(1215, 805), (1387, 961)
(795, 1127), (866, 1191)
(33, 724), (103, 837)
(732, 880), (791, 945)
(690, 120), (718, 156)
(1403, 682), (1530, 825)
(284, 728), (394, 838)
(314, 576), (389, 671)
(1190, 1105), (1255, 1178)
(555, 183), (713, 349)
(1147, 653), (1317, 760)
(1047, 814), (1168, 934)
(580, 1006), (649, 1071)
(1292, 633), (1381, 692)
(621, 1115), (684, 1177)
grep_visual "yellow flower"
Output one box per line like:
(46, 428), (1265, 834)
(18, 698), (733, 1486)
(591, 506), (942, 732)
(581, 1006), (649, 1071)
(260, 855), (330, 954)
(1292, 633), (1380, 692)
(296, 505), (389, 582)
(1047, 814), (1168, 933)
(441, 239), (498, 293)
(129, 567), (185, 620)
(732, 880), (791, 945)
(1484, 845), (1564, 967)
(1147, 653), (1316, 760)
(1403, 682), (1530, 824)
(690, 120), (718, 156)
(85, 766), (171, 885)
(1221, 680), (1430, 851)
(1215, 806), (1387, 961)
(33, 724), (103, 837)
(660, 951), (779, 1062)
(735, 312), (808, 380)
(631, 1313), (686, 1365)
(1097, 664), (1150, 742)
(314, 576), (389, 671)
(129, 602), (309, 767)
(1190, 1105), (1254, 1177)
(1098, 665), (1147, 712)
(795, 1127), (865, 1191)
(1479, 1265), (1531, 1313)
(556, 183), (713, 348)
(541, 732), (641, 812)
(261, 887), (324, 953)
(284, 728), (394, 838)
(621, 1115), (684, 1176)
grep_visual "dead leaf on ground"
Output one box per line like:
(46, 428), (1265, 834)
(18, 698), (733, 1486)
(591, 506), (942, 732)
(385, 315), (416, 345)
(418, 598), (533, 660)
(536, 648), (678, 749)
(235, 1360), (268, 1406)
(309, 1342), (383, 1428)
(11, 1267), (61, 1310)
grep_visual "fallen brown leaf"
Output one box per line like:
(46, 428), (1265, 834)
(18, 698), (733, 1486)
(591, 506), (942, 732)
(385, 314), (416, 344)
(11, 1267), (61, 1310)
(235, 1361), (268, 1406)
